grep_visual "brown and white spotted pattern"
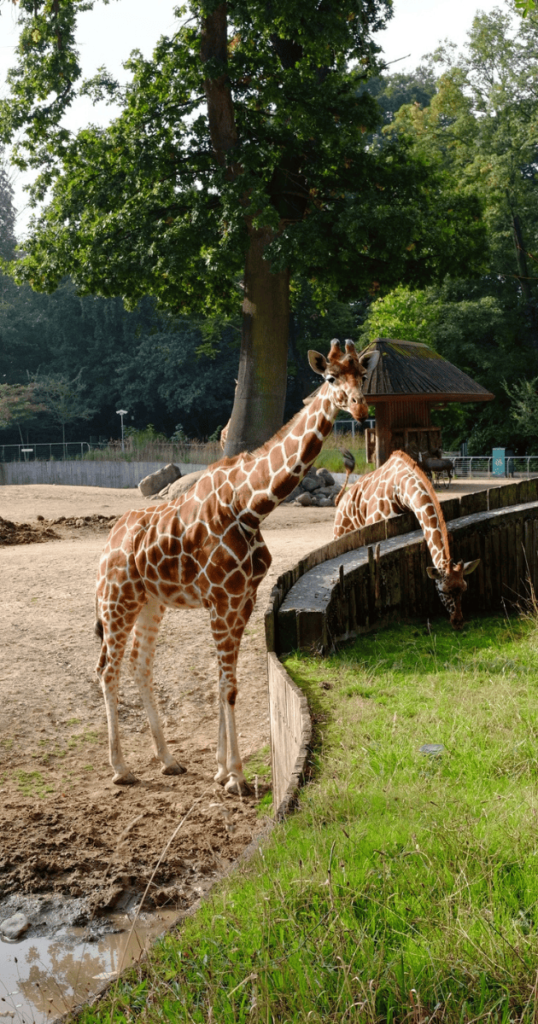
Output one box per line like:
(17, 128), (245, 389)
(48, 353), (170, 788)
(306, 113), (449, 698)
(95, 340), (379, 791)
(333, 450), (479, 629)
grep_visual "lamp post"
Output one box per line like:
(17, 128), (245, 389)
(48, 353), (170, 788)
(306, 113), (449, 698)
(116, 409), (128, 453)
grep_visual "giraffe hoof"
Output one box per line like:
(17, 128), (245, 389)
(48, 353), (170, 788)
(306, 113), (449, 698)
(224, 776), (252, 797)
(112, 771), (138, 785)
(161, 761), (187, 776)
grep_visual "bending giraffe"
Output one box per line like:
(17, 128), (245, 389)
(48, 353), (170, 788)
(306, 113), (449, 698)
(333, 449), (479, 629)
(95, 340), (379, 792)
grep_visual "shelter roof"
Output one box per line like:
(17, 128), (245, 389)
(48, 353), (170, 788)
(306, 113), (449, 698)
(362, 339), (494, 403)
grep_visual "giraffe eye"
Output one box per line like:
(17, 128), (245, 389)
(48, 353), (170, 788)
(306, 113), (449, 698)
(325, 374), (336, 384)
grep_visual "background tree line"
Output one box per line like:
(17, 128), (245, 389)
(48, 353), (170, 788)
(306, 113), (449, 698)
(1, 0), (538, 456)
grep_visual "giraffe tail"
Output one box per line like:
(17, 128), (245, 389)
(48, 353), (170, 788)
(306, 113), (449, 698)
(94, 613), (108, 674)
(335, 449), (356, 506)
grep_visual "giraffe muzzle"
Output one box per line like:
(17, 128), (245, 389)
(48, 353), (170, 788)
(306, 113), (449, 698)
(350, 397), (369, 421)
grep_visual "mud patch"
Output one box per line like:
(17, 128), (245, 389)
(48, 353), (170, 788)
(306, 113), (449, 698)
(0, 513), (119, 546)
(0, 516), (60, 546)
(0, 757), (268, 911)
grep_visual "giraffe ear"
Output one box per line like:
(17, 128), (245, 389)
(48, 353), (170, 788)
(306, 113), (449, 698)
(358, 348), (380, 373)
(308, 350), (327, 375)
(426, 566), (442, 579)
(463, 558), (480, 576)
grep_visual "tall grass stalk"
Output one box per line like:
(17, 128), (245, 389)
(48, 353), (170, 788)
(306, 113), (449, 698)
(79, 615), (538, 1024)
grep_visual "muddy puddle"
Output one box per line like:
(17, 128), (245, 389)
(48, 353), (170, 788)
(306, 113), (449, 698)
(0, 894), (184, 1023)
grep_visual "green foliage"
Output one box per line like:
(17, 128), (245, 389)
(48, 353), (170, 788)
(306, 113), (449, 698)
(31, 369), (97, 443)
(124, 424), (169, 447)
(0, 382), (45, 430)
(503, 376), (538, 452)
(80, 615), (538, 1023)
(0, 148), (16, 260)
(359, 284), (434, 344)
(362, 67), (438, 126)
(0, 275), (240, 441)
(0, 0), (487, 317)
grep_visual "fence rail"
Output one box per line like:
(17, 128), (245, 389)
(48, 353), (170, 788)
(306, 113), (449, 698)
(448, 455), (538, 478)
(0, 440), (222, 465)
(0, 442), (91, 463)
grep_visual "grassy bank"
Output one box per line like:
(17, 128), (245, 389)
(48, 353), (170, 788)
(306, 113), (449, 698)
(83, 614), (538, 1023)
(315, 432), (371, 475)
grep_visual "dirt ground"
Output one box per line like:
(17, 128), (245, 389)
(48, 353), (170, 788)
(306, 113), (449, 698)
(0, 484), (338, 918)
(0, 477), (504, 918)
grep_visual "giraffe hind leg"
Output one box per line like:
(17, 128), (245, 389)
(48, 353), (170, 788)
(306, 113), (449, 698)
(96, 624), (138, 785)
(129, 599), (186, 777)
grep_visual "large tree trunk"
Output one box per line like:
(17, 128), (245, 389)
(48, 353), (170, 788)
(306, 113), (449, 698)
(224, 226), (290, 456)
(201, 5), (295, 454)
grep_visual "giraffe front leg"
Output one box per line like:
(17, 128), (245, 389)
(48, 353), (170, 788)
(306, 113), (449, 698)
(210, 615), (251, 797)
(129, 600), (186, 777)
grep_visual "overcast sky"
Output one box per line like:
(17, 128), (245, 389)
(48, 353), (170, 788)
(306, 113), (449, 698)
(0, 0), (510, 235)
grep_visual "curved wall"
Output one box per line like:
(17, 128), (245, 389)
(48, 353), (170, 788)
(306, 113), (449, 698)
(265, 479), (538, 816)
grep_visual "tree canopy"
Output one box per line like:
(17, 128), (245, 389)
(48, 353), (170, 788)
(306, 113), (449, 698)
(0, 0), (489, 452)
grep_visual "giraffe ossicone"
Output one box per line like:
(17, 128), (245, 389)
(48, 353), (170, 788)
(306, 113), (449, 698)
(333, 449), (479, 629)
(95, 339), (378, 791)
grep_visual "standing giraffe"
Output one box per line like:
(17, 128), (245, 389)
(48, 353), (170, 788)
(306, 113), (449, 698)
(333, 449), (479, 628)
(95, 340), (379, 792)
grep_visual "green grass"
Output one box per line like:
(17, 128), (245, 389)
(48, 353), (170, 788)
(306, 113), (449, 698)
(79, 614), (538, 1024)
(315, 433), (372, 475)
(16, 770), (54, 798)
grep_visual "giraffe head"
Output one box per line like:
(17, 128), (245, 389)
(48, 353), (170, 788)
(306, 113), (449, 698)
(308, 340), (378, 421)
(426, 559), (480, 629)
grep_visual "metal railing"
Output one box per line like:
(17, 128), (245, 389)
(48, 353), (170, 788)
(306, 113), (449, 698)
(0, 442), (91, 463)
(444, 455), (538, 478)
(333, 418), (375, 438)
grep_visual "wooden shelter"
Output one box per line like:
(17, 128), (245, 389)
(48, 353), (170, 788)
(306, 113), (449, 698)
(362, 339), (494, 468)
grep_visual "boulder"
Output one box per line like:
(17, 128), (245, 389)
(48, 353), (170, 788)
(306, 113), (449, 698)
(295, 491), (314, 506)
(300, 474), (323, 493)
(316, 467), (335, 486)
(167, 469), (206, 500)
(139, 463), (181, 497)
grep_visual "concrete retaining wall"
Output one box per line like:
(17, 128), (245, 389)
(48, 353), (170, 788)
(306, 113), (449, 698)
(0, 460), (207, 489)
(267, 653), (312, 819)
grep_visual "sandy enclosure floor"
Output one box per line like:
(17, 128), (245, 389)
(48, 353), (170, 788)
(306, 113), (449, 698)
(0, 484), (336, 916)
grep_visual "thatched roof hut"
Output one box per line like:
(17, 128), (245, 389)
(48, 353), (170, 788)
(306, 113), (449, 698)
(362, 339), (494, 467)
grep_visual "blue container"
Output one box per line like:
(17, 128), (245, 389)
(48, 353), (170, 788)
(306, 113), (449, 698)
(492, 447), (505, 476)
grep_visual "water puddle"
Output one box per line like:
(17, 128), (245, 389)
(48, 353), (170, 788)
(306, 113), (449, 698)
(0, 894), (180, 1023)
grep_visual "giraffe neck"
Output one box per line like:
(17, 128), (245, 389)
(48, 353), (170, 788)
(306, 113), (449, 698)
(233, 386), (337, 522)
(388, 452), (451, 570)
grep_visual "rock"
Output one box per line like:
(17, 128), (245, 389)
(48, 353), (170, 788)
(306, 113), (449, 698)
(167, 469), (206, 500)
(0, 911), (30, 940)
(139, 463), (182, 498)
(316, 486), (336, 497)
(300, 475), (323, 493)
(295, 492), (314, 506)
(316, 467), (335, 486)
